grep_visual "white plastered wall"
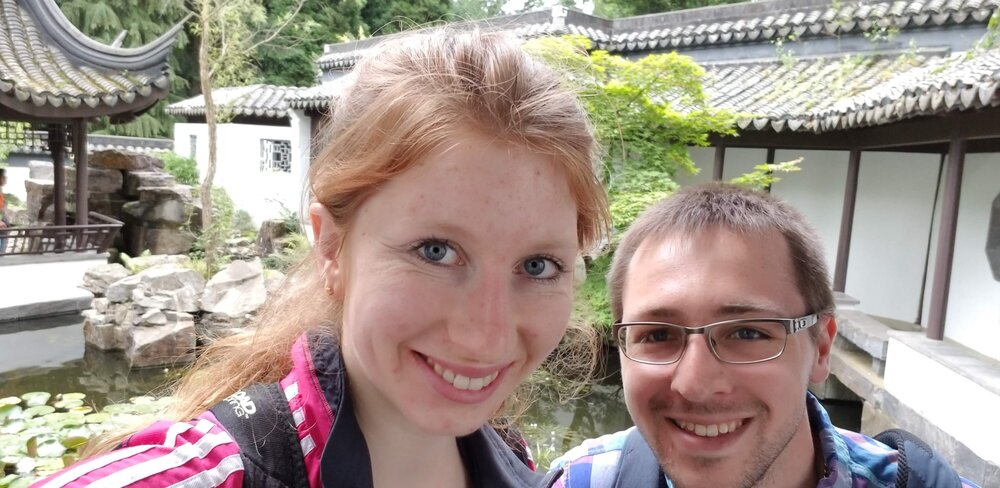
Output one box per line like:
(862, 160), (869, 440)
(938, 153), (1000, 357)
(173, 122), (305, 225)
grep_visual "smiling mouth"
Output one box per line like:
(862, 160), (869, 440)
(424, 357), (500, 391)
(673, 419), (745, 437)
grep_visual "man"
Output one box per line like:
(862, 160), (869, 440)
(547, 183), (976, 488)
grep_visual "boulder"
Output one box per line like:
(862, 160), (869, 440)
(122, 199), (187, 226)
(67, 166), (124, 194)
(126, 318), (196, 368)
(201, 259), (267, 317)
(264, 270), (286, 295)
(25, 179), (54, 222)
(106, 274), (142, 303)
(129, 254), (191, 270)
(83, 315), (129, 350)
(257, 219), (288, 256)
(143, 227), (197, 255)
(90, 149), (164, 171)
(138, 309), (168, 326)
(138, 185), (192, 204)
(92, 297), (109, 314)
(80, 263), (131, 296)
(28, 160), (54, 180)
(137, 266), (205, 298)
(124, 171), (176, 198)
(197, 313), (253, 342)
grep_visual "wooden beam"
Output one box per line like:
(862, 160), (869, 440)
(50, 127), (66, 228)
(713, 143), (726, 181)
(834, 149), (861, 292)
(926, 135), (967, 340)
(73, 120), (88, 226)
(764, 147), (776, 193)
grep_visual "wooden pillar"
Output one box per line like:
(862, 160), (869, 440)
(73, 119), (88, 226)
(764, 148), (776, 193)
(713, 143), (726, 181)
(834, 149), (861, 292)
(50, 126), (66, 228)
(926, 136), (967, 340)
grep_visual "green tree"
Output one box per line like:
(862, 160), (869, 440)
(594, 0), (743, 18)
(257, 0), (366, 86)
(450, 0), (505, 20)
(56, 0), (194, 138)
(194, 0), (304, 272)
(362, 0), (450, 34)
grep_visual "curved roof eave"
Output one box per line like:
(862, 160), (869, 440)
(24, 0), (188, 71)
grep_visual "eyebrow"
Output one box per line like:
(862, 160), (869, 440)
(632, 302), (786, 323)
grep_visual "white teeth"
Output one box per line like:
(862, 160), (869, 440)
(424, 357), (499, 391)
(676, 419), (744, 437)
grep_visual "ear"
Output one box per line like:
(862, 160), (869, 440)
(808, 315), (837, 384)
(309, 202), (346, 298)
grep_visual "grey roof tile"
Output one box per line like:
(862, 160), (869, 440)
(166, 85), (305, 118)
(0, 0), (179, 116)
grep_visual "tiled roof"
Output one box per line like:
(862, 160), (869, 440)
(316, 7), (610, 70)
(0, 0), (181, 117)
(285, 79), (349, 111)
(166, 85), (303, 118)
(605, 0), (1000, 53)
(705, 47), (1000, 132)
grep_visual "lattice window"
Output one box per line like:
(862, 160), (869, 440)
(260, 139), (292, 173)
(0, 122), (52, 154)
(189, 134), (197, 159)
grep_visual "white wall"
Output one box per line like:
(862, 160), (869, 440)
(940, 153), (1000, 358)
(846, 153), (940, 322)
(173, 122), (306, 225)
(885, 336), (1000, 465)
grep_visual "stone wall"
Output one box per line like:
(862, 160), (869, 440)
(24, 149), (197, 256)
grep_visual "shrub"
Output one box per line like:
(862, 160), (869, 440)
(158, 152), (199, 186)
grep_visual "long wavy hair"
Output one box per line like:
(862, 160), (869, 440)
(86, 27), (610, 455)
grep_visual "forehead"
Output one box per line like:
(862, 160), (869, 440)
(622, 227), (806, 319)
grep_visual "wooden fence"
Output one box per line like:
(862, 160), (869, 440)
(0, 212), (123, 256)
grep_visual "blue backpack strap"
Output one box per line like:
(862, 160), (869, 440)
(210, 382), (310, 488)
(613, 428), (664, 488)
(874, 429), (962, 488)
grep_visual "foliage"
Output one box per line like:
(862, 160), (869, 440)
(55, 0), (193, 138)
(450, 0), (506, 20)
(575, 255), (613, 330)
(190, 186), (237, 277)
(729, 158), (803, 191)
(0, 122), (28, 163)
(118, 250), (154, 274)
(261, 232), (311, 272)
(524, 36), (736, 235)
(0, 393), (172, 485)
(157, 152), (200, 187)
(361, 0), (450, 34)
(593, 0), (744, 18)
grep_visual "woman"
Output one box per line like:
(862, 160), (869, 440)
(33, 28), (609, 488)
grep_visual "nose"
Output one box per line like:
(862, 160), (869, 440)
(449, 268), (516, 361)
(668, 334), (733, 402)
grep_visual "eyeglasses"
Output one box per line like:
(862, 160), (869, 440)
(613, 313), (822, 365)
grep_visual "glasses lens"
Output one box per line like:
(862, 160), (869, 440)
(709, 320), (787, 363)
(619, 324), (685, 364)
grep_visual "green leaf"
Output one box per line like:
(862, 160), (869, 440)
(19, 393), (49, 408)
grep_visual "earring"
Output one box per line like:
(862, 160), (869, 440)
(324, 285), (333, 296)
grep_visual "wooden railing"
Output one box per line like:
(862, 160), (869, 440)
(0, 212), (123, 256)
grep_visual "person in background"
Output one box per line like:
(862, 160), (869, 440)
(0, 167), (9, 255)
(547, 183), (976, 488)
(32, 28), (609, 488)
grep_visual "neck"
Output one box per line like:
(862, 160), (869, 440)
(350, 381), (468, 488)
(757, 408), (821, 488)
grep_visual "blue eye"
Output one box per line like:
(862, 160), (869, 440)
(417, 240), (460, 265)
(522, 257), (561, 279)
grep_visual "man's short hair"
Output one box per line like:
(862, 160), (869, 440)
(607, 183), (835, 337)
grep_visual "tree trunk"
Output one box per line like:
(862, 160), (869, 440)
(198, 0), (218, 271)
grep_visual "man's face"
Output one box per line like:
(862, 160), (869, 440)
(619, 227), (835, 488)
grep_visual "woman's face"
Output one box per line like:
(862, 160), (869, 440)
(315, 130), (580, 436)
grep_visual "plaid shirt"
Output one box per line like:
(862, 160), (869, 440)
(548, 393), (979, 488)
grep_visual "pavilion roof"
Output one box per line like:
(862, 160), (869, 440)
(166, 85), (303, 119)
(0, 0), (181, 121)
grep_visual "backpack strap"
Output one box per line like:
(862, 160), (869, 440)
(210, 382), (310, 488)
(874, 428), (962, 488)
(613, 428), (665, 488)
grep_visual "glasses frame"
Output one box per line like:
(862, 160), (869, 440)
(613, 313), (823, 365)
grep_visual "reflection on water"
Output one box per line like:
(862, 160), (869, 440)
(0, 315), (178, 408)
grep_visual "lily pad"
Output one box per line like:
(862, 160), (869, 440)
(83, 413), (110, 424)
(34, 440), (66, 458)
(19, 393), (49, 408)
(57, 393), (86, 402)
(0, 421), (26, 435)
(130, 396), (156, 405)
(52, 399), (83, 411)
(22, 406), (55, 419)
(0, 398), (20, 408)
(0, 405), (22, 423)
(67, 407), (93, 416)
